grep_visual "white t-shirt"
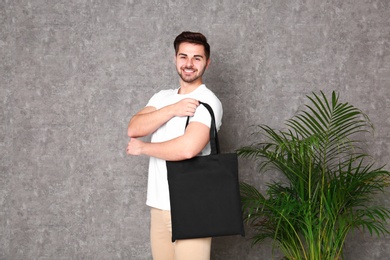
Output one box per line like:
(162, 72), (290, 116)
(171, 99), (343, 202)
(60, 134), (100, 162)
(145, 84), (223, 210)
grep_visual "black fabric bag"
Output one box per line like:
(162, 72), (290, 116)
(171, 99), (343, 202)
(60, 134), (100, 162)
(166, 102), (245, 242)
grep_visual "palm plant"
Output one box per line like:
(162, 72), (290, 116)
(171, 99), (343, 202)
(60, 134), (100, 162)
(238, 91), (390, 260)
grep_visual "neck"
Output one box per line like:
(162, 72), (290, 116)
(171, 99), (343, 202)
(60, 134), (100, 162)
(178, 80), (203, 94)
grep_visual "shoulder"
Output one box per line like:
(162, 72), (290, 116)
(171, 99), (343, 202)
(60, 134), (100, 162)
(196, 85), (222, 108)
(197, 86), (223, 115)
(192, 85), (223, 129)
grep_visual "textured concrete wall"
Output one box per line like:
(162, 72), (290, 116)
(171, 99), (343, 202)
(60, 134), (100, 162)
(1, 0), (389, 259)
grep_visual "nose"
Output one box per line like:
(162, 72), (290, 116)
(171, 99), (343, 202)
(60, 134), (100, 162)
(185, 58), (194, 67)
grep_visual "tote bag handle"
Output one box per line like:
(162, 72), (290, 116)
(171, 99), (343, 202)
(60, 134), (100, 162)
(184, 101), (220, 155)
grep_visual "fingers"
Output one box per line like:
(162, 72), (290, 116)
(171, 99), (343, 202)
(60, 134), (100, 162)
(175, 98), (200, 117)
(186, 101), (198, 112)
(183, 98), (199, 105)
(127, 138), (139, 155)
(185, 104), (198, 116)
(189, 98), (199, 106)
(181, 98), (199, 107)
(126, 138), (130, 153)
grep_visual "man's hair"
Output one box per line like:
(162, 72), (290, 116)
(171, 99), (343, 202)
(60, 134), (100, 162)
(173, 31), (210, 60)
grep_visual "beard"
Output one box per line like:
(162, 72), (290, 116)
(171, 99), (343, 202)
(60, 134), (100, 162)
(177, 66), (207, 83)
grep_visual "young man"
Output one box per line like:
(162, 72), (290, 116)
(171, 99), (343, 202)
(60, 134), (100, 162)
(126, 31), (223, 260)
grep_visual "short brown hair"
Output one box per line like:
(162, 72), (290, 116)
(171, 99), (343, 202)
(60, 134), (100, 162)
(173, 31), (210, 60)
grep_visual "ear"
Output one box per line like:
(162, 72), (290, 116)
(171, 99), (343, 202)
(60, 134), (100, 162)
(206, 58), (211, 68)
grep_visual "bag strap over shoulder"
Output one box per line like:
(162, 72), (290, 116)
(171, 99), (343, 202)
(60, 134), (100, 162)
(184, 102), (220, 155)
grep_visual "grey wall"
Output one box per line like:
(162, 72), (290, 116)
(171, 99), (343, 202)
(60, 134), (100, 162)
(1, 0), (390, 259)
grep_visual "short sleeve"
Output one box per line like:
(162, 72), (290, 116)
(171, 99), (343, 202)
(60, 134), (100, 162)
(189, 105), (212, 127)
(189, 100), (223, 131)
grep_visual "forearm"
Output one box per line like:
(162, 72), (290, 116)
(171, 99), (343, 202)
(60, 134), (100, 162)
(127, 122), (209, 161)
(128, 98), (199, 138)
(128, 105), (175, 138)
(140, 137), (195, 161)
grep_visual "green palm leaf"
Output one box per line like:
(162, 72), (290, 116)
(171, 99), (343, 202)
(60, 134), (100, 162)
(238, 91), (390, 260)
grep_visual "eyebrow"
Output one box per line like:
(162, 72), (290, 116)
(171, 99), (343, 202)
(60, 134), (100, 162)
(178, 53), (204, 59)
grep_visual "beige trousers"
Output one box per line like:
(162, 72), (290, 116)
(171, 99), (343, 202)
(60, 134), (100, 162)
(150, 208), (212, 260)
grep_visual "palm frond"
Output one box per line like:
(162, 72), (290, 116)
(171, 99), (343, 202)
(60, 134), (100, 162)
(238, 91), (390, 260)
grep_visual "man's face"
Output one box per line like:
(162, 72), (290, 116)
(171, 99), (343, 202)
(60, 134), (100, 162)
(175, 42), (210, 85)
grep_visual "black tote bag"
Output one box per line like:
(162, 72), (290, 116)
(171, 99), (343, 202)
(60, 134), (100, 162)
(166, 102), (245, 242)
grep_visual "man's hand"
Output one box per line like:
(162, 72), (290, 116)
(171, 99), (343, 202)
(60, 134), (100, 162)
(126, 138), (144, 156)
(172, 98), (199, 117)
